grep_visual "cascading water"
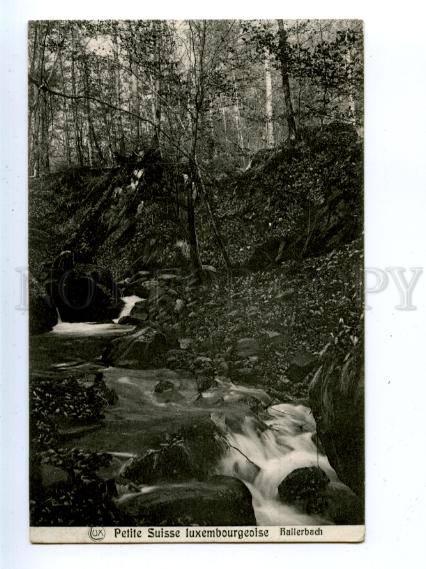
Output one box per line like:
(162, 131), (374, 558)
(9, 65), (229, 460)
(38, 301), (350, 527)
(52, 295), (141, 336)
(217, 403), (338, 525)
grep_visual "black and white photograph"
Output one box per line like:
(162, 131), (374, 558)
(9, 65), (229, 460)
(27, 19), (364, 542)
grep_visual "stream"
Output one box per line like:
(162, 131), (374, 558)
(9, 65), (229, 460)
(31, 296), (345, 526)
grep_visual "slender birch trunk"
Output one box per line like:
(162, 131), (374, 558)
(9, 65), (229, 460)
(264, 51), (275, 148)
(277, 19), (297, 140)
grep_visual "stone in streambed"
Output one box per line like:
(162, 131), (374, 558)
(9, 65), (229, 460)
(278, 466), (363, 524)
(154, 379), (175, 393)
(195, 374), (216, 393)
(103, 326), (176, 369)
(115, 476), (256, 526)
(121, 418), (226, 484)
(278, 466), (330, 505)
(118, 301), (149, 326)
(48, 263), (122, 323)
(193, 356), (214, 379)
(118, 314), (148, 326)
(88, 372), (118, 405)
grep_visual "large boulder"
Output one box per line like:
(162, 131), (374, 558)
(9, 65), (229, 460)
(278, 466), (362, 525)
(116, 476), (256, 526)
(154, 379), (176, 394)
(103, 326), (175, 369)
(47, 262), (122, 323)
(278, 466), (330, 505)
(120, 418), (227, 484)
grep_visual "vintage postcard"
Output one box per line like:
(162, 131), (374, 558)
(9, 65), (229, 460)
(28, 19), (364, 543)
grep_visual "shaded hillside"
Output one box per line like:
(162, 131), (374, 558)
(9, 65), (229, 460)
(30, 123), (362, 281)
(208, 123), (362, 268)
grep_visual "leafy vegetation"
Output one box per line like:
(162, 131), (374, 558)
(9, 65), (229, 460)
(29, 19), (364, 525)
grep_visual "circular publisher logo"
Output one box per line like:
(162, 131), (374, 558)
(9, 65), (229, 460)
(88, 527), (106, 542)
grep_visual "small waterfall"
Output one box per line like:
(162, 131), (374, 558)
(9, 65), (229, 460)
(217, 403), (338, 525)
(112, 295), (142, 323)
(55, 307), (62, 324)
(52, 296), (142, 336)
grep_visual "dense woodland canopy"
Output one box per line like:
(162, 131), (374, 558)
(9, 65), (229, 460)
(29, 19), (363, 277)
(29, 19), (363, 175)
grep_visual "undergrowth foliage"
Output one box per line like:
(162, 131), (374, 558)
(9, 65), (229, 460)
(28, 19), (364, 528)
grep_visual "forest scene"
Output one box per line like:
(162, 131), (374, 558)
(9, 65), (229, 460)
(28, 19), (364, 530)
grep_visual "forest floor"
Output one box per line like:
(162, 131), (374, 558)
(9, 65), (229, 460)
(174, 238), (363, 401)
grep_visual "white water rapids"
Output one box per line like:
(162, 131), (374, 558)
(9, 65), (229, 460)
(48, 296), (344, 526)
(217, 403), (338, 525)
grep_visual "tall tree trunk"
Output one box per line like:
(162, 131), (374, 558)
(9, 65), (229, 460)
(185, 21), (209, 276)
(36, 22), (50, 175)
(128, 55), (140, 144)
(319, 23), (328, 127)
(277, 20), (297, 141)
(59, 53), (72, 166)
(194, 165), (232, 269)
(83, 58), (104, 164)
(220, 93), (228, 142)
(186, 176), (203, 276)
(70, 27), (84, 166)
(150, 21), (162, 144)
(206, 97), (216, 160)
(344, 30), (357, 129)
(264, 51), (275, 148)
(112, 30), (125, 152)
(39, 95), (50, 174)
(232, 72), (244, 160)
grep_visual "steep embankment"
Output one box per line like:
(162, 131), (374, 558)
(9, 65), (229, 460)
(202, 122), (363, 268)
(29, 123), (362, 280)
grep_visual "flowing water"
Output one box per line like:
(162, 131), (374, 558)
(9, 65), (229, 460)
(51, 295), (142, 336)
(217, 404), (337, 525)
(32, 296), (344, 526)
